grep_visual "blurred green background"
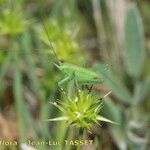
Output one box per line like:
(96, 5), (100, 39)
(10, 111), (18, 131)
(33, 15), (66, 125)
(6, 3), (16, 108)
(0, 0), (150, 150)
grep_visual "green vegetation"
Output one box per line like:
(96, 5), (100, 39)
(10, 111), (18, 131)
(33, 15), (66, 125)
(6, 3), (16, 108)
(0, 0), (149, 150)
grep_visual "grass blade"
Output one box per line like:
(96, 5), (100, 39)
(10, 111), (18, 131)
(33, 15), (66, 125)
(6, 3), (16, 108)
(0, 51), (12, 94)
(13, 44), (28, 142)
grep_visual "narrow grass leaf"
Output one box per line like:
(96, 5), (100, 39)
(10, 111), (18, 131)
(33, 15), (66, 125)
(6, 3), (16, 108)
(21, 31), (42, 98)
(13, 46), (28, 142)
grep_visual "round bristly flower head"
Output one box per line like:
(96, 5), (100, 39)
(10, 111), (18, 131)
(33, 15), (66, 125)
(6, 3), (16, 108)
(37, 20), (83, 64)
(46, 90), (118, 129)
(0, 8), (30, 36)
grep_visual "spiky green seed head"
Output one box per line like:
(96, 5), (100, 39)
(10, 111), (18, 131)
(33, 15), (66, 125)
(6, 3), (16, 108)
(61, 90), (100, 129)
(46, 90), (118, 129)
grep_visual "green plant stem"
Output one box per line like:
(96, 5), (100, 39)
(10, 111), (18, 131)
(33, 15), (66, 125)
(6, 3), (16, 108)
(55, 122), (67, 150)
(77, 128), (84, 150)
(65, 127), (74, 150)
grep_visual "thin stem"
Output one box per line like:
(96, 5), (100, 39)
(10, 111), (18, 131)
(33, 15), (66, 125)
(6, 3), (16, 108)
(77, 128), (84, 150)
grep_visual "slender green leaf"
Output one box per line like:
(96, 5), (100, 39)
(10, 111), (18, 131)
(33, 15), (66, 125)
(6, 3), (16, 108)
(21, 31), (43, 99)
(13, 44), (28, 142)
(102, 97), (121, 123)
(103, 71), (132, 103)
(132, 79), (150, 105)
(124, 3), (145, 78)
